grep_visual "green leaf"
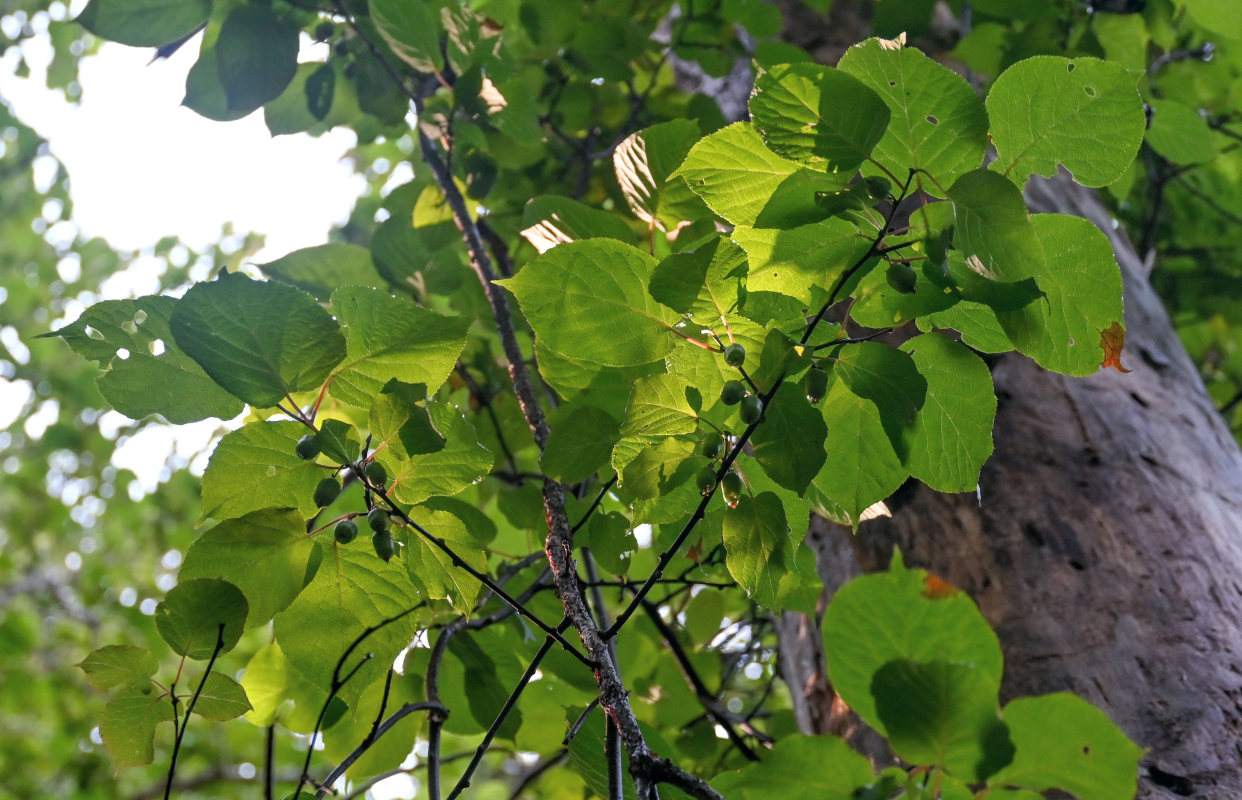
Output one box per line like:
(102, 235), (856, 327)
(899, 333), (995, 492)
(241, 642), (288, 726)
(1146, 99), (1217, 167)
(47, 296), (243, 423)
(812, 376), (908, 526)
(369, 0), (441, 74)
(722, 492), (799, 611)
(79, 645), (159, 693)
(99, 685), (172, 768)
(1002, 214), (1125, 375)
(612, 372), (699, 475)
(613, 119), (704, 230)
(838, 38), (988, 194)
(260, 244), (384, 301)
(989, 693), (1143, 800)
(823, 554), (1003, 730)
(75, 0), (210, 47)
(520, 195), (637, 252)
(273, 545), (422, 703)
(620, 437), (698, 501)
(201, 420), (323, 522)
(404, 506), (486, 614)
(568, 705), (639, 800)
(445, 633), (523, 738)
(541, 405), (621, 483)
(583, 511), (636, 576)
(947, 170), (1045, 281)
(712, 734), (873, 799)
(155, 578), (248, 660)
(496, 239), (681, 367)
(732, 219), (872, 305)
(673, 122), (848, 228)
(374, 400), (492, 506)
(750, 383), (827, 494)
(264, 63), (331, 136)
(215, 4), (300, 112)
(191, 672), (253, 721)
(648, 235), (746, 328)
(328, 286), (471, 407)
(182, 36), (249, 122)
(749, 62), (890, 171)
(987, 56), (1144, 187)
(170, 272), (346, 408)
(179, 508), (316, 628)
(1183, 0), (1242, 39)
(873, 659), (1012, 780)
(314, 418), (362, 466)
(832, 341), (927, 440)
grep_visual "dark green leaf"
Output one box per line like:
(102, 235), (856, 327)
(170, 272), (345, 408)
(216, 4), (299, 112)
(260, 244), (384, 301)
(749, 62), (890, 171)
(155, 578), (248, 660)
(873, 659), (1013, 780)
(99, 685), (172, 768)
(751, 383), (827, 494)
(541, 405), (621, 483)
(191, 672), (253, 721)
(79, 645), (159, 693)
(369, 0), (441, 74)
(712, 734), (873, 799)
(75, 0), (210, 47)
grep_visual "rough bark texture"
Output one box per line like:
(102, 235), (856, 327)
(791, 175), (1242, 798)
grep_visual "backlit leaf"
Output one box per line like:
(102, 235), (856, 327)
(722, 492), (799, 610)
(155, 578), (248, 660)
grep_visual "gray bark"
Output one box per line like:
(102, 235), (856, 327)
(787, 175), (1242, 798)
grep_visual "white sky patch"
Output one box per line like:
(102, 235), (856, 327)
(0, 31), (368, 261)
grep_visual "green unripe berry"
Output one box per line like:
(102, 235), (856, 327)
(720, 471), (744, 509)
(864, 176), (892, 201)
(367, 507), (390, 532)
(695, 466), (717, 496)
(334, 519), (359, 544)
(804, 366), (829, 405)
(296, 434), (320, 460)
(886, 262), (918, 294)
(371, 529), (395, 562)
(720, 380), (747, 406)
(723, 343), (746, 367)
(313, 477), (341, 508)
(739, 394), (764, 425)
(364, 460), (388, 487)
(700, 435), (723, 460)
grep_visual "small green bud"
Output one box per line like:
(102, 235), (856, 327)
(313, 477), (341, 508)
(296, 434), (320, 460)
(886, 262), (918, 294)
(723, 343), (746, 367)
(367, 507), (390, 532)
(371, 529), (395, 562)
(721, 471), (744, 509)
(720, 380), (747, 406)
(334, 519), (359, 544)
(804, 366), (829, 405)
(364, 460), (388, 487)
(739, 394), (764, 425)
(695, 466), (717, 496)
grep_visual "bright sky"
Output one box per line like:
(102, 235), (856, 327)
(0, 11), (373, 487)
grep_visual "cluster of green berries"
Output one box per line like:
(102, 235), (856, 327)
(296, 433), (397, 563)
(694, 433), (745, 509)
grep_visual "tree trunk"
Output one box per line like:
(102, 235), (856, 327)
(785, 174), (1242, 797)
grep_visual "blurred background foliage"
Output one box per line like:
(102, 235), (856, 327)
(1, 0), (1240, 797)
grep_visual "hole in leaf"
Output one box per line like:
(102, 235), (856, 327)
(121, 319), (138, 334)
(1083, 745), (1091, 755)
(149, 339), (166, 356)
(1067, 62), (1076, 73)
(926, 115), (938, 125)
(116, 348), (130, 360)
(84, 325), (104, 340)
(266, 465), (278, 477)
(888, 80), (896, 86)
(1084, 85), (1097, 97)
(133, 309), (148, 324)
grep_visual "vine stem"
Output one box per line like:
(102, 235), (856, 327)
(163, 624), (225, 800)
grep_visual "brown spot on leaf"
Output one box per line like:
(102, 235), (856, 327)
(1099, 321), (1131, 373)
(922, 574), (960, 599)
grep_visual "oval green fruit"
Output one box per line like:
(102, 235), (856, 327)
(720, 380), (747, 406)
(296, 434), (320, 460)
(371, 529), (395, 562)
(313, 477), (341, 508)
(739, 394), (764, 425)
(804, 366), (829, 405)
(700, 435), (723, 460)
(367, 507), (390, 532)
(364, 460), (388, 487)
(334, 519), (359, 544)
(723, 343), (746, 367)
(886, 262), (918, 294)
(720, 471), (744, 509)
(695, 466), (717, 496)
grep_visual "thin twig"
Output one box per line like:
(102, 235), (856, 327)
(163, 624), (226, 800)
